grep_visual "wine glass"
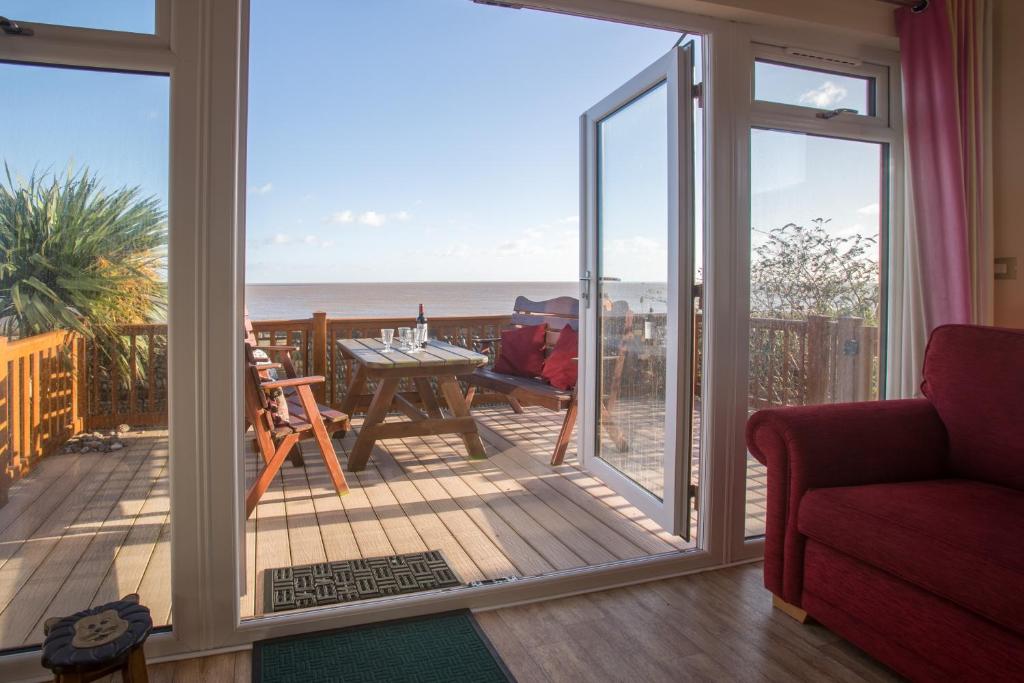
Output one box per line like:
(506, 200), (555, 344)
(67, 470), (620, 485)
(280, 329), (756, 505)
(397, 326), (412, 350)
(414, 326), (428, 349)
(381, 328), (394, 352)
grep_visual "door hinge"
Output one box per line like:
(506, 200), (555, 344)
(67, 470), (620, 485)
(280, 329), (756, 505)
(692, 82), (703, 108)
(580, 270), (592, 307)
(0, 16), (34, 36)
(689, 483), (699, 511)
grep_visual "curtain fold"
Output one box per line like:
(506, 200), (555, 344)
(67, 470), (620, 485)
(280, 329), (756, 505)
(892, 0), (992, 397)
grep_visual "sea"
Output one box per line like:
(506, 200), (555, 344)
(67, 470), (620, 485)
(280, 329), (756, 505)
(245, 281), (669, 320)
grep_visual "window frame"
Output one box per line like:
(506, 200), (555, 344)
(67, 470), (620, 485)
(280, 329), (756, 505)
(751, 43), (891, 126)
(731, 27), (904, 562)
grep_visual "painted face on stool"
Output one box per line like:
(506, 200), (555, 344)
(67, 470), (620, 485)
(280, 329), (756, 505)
(71, 610), (129, 647)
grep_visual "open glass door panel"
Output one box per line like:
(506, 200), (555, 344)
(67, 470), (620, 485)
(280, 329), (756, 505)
(579, 45), (695, 538)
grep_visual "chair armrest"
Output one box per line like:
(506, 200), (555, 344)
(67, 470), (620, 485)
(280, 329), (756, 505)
(261, 375), (325, 390)
(746, 398), (949, 604)
(260, 344), (298, 353)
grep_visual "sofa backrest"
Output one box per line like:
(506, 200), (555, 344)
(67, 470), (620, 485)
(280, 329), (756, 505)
(921, 324), (1024, 490)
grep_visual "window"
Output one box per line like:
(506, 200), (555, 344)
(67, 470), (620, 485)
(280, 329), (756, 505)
(742, 45), (895, 541)
(755, 60), (874, 115)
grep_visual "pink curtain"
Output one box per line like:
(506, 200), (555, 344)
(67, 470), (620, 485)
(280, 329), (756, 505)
(897, 0), (991, 332)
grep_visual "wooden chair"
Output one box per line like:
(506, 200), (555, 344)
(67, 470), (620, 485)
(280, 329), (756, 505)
(244, 306), (300, 378)
(243, 345), (351, 517)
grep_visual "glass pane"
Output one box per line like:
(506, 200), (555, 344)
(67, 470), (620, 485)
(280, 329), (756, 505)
(0, 0), (154, 34)
(0, 63), (169, 649)
(755, 60), (872, 115)
(746, 130), (883, 537)
(596, 82), (668, 500)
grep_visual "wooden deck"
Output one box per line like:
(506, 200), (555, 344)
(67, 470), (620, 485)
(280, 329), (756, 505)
(0, 405), (767, 651)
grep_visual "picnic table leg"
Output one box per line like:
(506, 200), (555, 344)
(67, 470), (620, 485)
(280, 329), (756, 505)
(339, 364), (368, 416)
(437, 375), (486, 459)
(414, 377), (444, 419)
(347, 376), (399, 471)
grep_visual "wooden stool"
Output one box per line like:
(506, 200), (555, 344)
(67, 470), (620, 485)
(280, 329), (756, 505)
(41, 594), (153, 683)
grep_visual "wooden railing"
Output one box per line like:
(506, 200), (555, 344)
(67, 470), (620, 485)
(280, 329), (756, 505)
(81, 324), (169, 430)
(0, 310), (878, 505)
(0, 331), (83, 505)
(749, 314), (880, 410)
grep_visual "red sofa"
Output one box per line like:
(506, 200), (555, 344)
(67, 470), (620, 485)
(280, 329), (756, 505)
(747, 324), (1024, 681)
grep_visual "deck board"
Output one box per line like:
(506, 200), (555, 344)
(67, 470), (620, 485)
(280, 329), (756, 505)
(0, 406), (766, 648)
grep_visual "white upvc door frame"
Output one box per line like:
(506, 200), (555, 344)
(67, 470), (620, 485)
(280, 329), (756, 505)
(0, 0), (248, 680)
(0, 0), (905, 676)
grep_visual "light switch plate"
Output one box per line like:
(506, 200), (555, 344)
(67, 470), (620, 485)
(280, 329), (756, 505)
(995, 256), (1018, 280)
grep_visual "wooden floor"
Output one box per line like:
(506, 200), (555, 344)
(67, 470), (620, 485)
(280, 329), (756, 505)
(0, 404), (768, 652)
(142, 563), (897, 683)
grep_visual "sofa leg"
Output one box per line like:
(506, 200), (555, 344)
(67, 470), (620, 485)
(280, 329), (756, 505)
(772, 595), (810, 624)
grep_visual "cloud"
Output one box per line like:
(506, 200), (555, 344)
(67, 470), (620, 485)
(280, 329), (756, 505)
(358, 211), (386, 227)
(857, 202), (880, 215)
(555, 215), (579, 226)
(326, 209), (413, 227)
(327, 210), (355, 224)
(251, 182), (273, 195)
(799, 81), (848, 109)
(260, 233), (336, 249)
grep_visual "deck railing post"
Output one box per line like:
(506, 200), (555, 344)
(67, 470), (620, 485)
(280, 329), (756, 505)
(312, 311), (328, 402)
(834, 316), (862, 403)
(804, 315), (829, 405)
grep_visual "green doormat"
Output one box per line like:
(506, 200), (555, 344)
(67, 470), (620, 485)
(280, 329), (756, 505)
(253, 610), (515, 682)
(265, 551), (461, 613)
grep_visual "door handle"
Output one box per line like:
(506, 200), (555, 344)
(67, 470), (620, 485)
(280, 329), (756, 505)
(580, 271), (591, 306)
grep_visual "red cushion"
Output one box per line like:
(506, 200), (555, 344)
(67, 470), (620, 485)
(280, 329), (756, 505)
(921, 324), (1024, 490)
(541, 326), (578, 390)
(493, 323), (547, 378)
(798, 479), (1024, 635)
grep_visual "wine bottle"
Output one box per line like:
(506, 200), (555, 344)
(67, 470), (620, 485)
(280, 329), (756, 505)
(416, 303), (428, 347)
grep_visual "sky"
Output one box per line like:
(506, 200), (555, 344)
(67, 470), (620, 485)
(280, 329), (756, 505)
(0, 0), (881, 285)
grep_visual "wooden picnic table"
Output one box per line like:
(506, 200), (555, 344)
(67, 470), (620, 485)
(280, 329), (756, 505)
(337, 338), (489, 471)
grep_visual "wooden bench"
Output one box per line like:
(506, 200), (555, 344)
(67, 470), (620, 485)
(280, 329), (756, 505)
(461, 296), (581, 466)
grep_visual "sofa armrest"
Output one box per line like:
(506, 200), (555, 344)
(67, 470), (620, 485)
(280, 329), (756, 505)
(746, 398), (949, 605)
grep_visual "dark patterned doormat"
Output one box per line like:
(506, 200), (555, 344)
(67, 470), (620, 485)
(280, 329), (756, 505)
(264, 550), (461, 613)
(253, 610), (515, 682)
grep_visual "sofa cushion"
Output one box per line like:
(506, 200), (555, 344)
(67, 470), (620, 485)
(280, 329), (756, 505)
(798, 479), (1024, 635)
(921, 324), (1024, 490)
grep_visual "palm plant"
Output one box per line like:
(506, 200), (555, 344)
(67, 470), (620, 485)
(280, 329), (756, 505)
(0, 165), (167, 341)
(0, 165), (167, 404)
